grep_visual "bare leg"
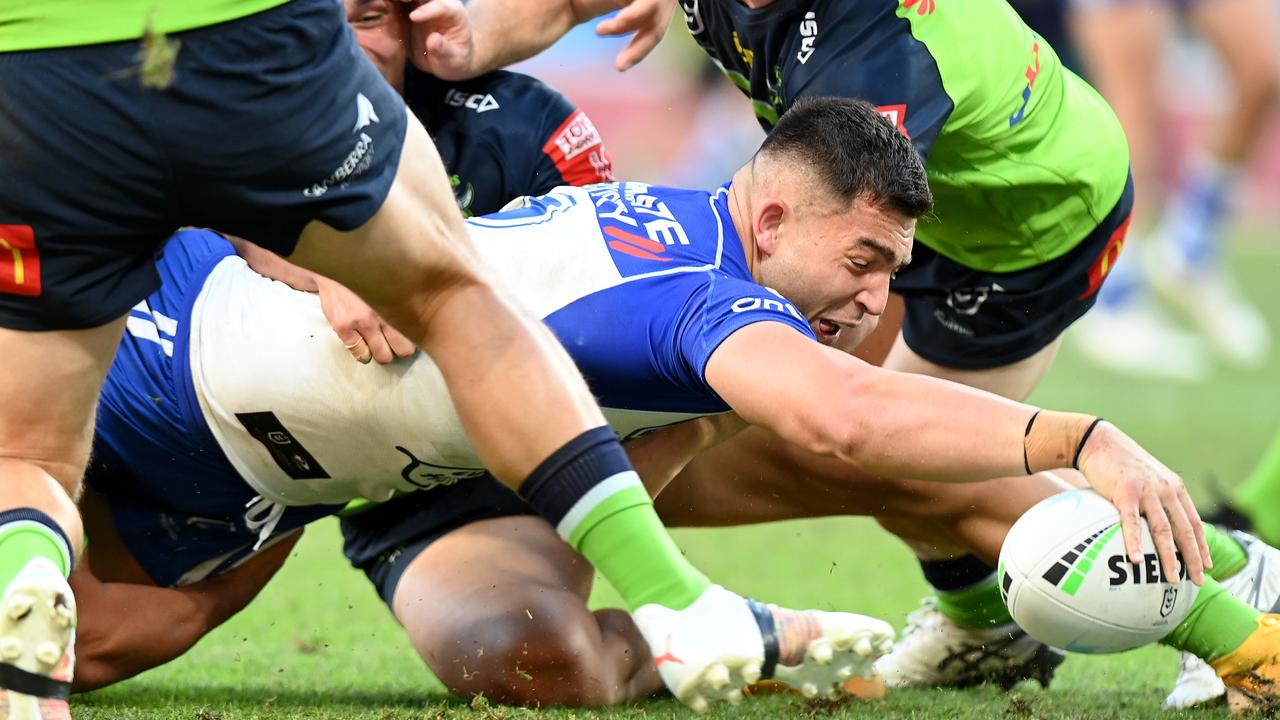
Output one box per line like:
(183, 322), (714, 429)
(391, 517), (659, 706)
(0, 321), (126, 553)
(1070, 2), (1172, 230)
(1188, 0), (1280, 166)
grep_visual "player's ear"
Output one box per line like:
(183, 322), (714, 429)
(754, 198), (787, 257)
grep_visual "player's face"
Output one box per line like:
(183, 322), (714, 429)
(758, 198), (914, 348)
(346, 0), (408, 94)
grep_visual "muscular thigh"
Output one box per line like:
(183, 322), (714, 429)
(0, 320), (125, 490)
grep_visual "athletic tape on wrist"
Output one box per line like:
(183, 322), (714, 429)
(1072, 418), (1105, 471)
(1022, 410), (1041, 476)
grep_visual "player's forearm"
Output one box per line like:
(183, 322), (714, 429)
(625, 414), (748, 497)
(468, 0), (620, 73)
(70, 578), (219, 692)
(818, 365), (1095, 482)
(227, 236), (321, 292)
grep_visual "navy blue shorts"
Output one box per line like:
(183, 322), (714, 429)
(0, 0), (407, 330)
(894, 172), (1135, 370)
(340, 476), (534, 606)
(85, 435), (343, 588)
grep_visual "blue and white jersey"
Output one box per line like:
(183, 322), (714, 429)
(111, 183), (816, 507)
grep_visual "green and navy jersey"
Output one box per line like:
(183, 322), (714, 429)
(681, 0), (1130, 272)
(404, 68), (615, 217)
(0, 0), (290, 51)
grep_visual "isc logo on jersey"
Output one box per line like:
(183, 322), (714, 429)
(444, 89), (500, 113)
(796, 12), (818, 64)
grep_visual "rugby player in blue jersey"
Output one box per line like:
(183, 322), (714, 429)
(66, 94), (1264, 712)
(400, 0), (1280, 708)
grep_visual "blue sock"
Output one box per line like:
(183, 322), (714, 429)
(1161, 155), (1240, 268)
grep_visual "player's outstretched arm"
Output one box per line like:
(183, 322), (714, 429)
(704, 322), (1210, 586)
(70, 532), (300, 692)
(405, 0), (670, 79)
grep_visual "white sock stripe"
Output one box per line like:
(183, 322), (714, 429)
(0, 520), (72, 572)
(555, 471), (644, 540)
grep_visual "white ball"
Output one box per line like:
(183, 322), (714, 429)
(998, 489), (1198, 654)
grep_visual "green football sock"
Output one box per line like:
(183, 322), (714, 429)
(1237, 429), (1280, 547)
(1204, 523), (1249, 581)
(935, 576), (1013, 629)
(1161, 577), (1259, 662)
(0, 510), (73, 593)
(571, 483), (710, 611)
(519, 428), (711, 612)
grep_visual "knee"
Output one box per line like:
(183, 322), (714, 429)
(429, 598), (625, 707)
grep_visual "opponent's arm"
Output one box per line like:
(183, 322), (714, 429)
(405, 0), (673, 79)
(704, 322), (1209, 584)
(623, 413), (749, 498)
(228, 237), (414, 365)
(70, 533), (300, 692)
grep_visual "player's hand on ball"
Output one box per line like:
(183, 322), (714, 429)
(1075, 422), (1211, 586)
(317, 277), (416, 365)
(404, 0), (477, 80)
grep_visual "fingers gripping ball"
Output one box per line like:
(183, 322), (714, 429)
(998, 490), (1199, 653)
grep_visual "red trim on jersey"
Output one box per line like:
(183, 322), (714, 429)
(542, 109), (616, 186)
(604, 226), (666, 254)
(0, 225), (41, 297)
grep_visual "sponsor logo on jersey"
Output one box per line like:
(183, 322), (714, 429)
(733, 31), (754, 67)
(235, 411), (330, 480)
(730, 289), (804, 322)
(353, 92), (380, 133)
(1080, 216), (1131, 300)
(304, 93), (382, 197)
(903, 0), (936, 15)
(591, 183), (696, 275)
(945, 283), (1004, 316)
(605, 226), (672, 262)
(1040, 523), (1119, 596)
(796, 12), (818, 64)
(876, 104), (911, 140)
(681, 0), (705, 36)
(0, 225), (40, 297)
(393, 446), (486, 490)
(543, 110), (615, 186)
(1009, 41), (1042, 127)
(444, 88), (500, 113)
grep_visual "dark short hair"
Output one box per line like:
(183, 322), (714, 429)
(757, 97), (933, 219)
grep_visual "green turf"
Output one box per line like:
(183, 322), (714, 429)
(77, 241), (1280, 719)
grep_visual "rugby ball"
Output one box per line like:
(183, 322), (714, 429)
(998, 489), (1198, 654)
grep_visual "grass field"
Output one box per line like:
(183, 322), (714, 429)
(76, 240), (1280, 719)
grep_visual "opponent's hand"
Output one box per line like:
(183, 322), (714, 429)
(405, 0), (478, 80)
(595, 0), (676, 71)
(1076, 422), (1211, 586)
(317, 277), (417, 364)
